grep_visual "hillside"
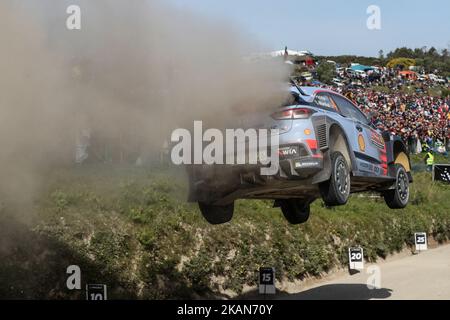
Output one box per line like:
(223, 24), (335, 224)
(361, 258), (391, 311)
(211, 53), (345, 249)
(1, 156), (450, 299)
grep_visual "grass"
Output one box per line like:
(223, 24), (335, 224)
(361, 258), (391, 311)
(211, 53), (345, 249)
(1, 157), (450, 299)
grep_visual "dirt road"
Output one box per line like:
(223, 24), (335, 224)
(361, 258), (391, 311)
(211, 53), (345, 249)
(278, 244), (450, 300)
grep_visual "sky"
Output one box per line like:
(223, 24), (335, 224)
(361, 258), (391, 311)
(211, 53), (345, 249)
(168, 0), (450, 57)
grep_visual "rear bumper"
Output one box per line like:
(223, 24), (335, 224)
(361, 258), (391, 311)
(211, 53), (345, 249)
(188, 152), (324, 183)
(277, 141), (324, 178)
(187, 157), (325, 204)
(233, 141), (324, 179)
(187, 141), (328, 203)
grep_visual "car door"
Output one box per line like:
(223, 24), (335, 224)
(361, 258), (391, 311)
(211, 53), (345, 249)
(323, 93), (361, 171)
(330, 94), (387, 177)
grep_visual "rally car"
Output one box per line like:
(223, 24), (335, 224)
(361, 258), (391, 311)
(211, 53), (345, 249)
(188, 85), (412, 225)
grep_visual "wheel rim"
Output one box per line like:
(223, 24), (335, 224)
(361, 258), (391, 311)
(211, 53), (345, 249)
(397, 170), (409, 201)
(335, 159), (349, 196)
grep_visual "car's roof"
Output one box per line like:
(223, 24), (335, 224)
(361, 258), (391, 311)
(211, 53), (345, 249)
(299, 86), (338, 97)
(289, 86), (315, 99)
(290, 85), (352, 104)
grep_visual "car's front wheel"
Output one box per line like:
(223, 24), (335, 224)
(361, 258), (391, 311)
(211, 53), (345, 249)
(279, 199), (311, 224)
(383, 164), (409, 209)
(319, 151), (351, 206)
(198, 201), (234, 225)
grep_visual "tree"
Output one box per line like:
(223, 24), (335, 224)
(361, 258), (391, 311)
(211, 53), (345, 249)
(387, 47), (415, 59)
(386, 57), (416, 70)
(316, 61), (336, 84)
(428, 47), (439, 59)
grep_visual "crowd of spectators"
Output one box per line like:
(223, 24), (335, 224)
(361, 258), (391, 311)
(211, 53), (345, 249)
(343, 88), (450, 154)
(308, 66), (450, 154)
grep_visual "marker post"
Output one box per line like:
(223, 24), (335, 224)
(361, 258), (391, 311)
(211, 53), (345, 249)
(414, 232), (427, 253)
(86, 284), (107, 300)
(348, 247), (364, 271)
(259, 267), (276, 297)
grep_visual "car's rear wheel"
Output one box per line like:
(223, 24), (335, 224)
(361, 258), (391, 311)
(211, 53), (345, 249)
(279, 199), (310, 224)
(383, 164), (409, 209)
(198, 201), (234, 225)
(320, 151), (351, 206)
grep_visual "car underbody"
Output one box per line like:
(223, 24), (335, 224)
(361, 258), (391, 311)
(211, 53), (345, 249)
(187, 148), (408, 205)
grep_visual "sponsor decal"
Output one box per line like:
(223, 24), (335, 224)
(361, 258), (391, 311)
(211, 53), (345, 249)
(370, 131), (385, 149)
(358, 133), (366, 152)
(294, 160), (320, 168)
(278, 146), (298, 158)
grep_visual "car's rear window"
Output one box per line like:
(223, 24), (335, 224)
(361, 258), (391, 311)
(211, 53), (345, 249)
(313, 93), (338, 112)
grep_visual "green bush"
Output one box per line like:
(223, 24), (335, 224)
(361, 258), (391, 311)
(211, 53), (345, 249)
(316, 61), (336, 84)
(32, 161), (450, 299)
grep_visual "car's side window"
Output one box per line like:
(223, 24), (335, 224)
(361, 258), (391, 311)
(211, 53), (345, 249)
(313, 93), (337, 111)
(331, 94), (369, 125)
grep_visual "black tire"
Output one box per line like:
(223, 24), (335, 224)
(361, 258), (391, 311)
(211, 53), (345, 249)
(280, 199), (310, 224)
(198, 202), (234, 225)
(383, 164), (409, 209)
(319, 151), (351, 206)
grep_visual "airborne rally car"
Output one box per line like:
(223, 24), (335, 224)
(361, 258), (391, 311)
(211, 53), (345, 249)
(188, 86), (412, 225)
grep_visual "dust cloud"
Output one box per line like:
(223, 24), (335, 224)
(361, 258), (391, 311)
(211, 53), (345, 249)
(0, 0), (290, 209)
